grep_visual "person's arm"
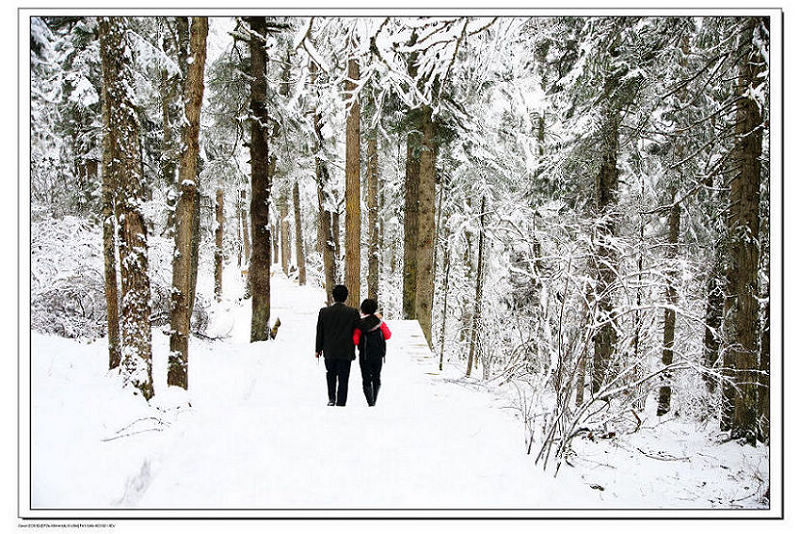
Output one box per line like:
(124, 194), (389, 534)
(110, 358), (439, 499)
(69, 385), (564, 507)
(315, 309), (324, 357)
(380, 321), (392, 341)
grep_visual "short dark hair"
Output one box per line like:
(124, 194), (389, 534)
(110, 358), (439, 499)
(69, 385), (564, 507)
(360, 298), (378, 315)
(332, 285), (348, 303)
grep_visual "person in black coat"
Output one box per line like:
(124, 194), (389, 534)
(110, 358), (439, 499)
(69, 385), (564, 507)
(353, 299), (392, 407)
(315, 285), (361, 406)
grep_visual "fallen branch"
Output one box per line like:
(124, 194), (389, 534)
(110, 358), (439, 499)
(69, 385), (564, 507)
(630, 409), (642, 432)
(102, 427), (164, 442)
(635, 447), (689, 462)
(270, 317), (282, 339)
(113, 416), (169, 436)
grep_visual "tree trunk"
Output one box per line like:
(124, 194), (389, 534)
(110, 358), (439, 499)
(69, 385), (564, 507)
(575, 341), (588, 406)
(272, 224), (280, 264)
(704, 260), (724, 391)
(280, 189), (290, 275)
(160, 68), (177, 235)
(758, 277), (770, 442)
(310, 62), (336, 303)
(161, 17), (188, 238)
(432, 171), (445, 292)
(590, 102), (620, 395)
(460, 216), (474, 344)
(657, 34), (690, 415)
(438, 240), (451, 371)
(317, 186), (336, 303)
(247, 16), (272, 342)
(378, 174), (385, 288)
(99, 17), (154, 400)
(632, 178), (647, 412)
(722, 17), (765, 441)
(758, 151), (771, 442)
(214, 188), (224, 301)
(240, 190), (251, 270)
(403, 130), (420, 319)
(314, 203), (323, 258)
(332, 210), (341, 264)
(293, 180), (307, 285)
(415, 106), (436, 347)
(367, 132), (379, 301)
(236, 194), (243, 267)
(466, 196), (486, 378)
(344, 56), (361, 309)
(188, 190), (201, 313)
(100, 61), (121, 371)
(657, 198), (680, 416)
(168, 16), (208, 390)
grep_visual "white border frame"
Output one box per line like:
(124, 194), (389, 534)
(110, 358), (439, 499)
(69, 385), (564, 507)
(17, 6), (784, 521)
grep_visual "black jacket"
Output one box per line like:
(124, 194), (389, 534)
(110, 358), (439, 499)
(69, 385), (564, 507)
(315, 302), (360, 361)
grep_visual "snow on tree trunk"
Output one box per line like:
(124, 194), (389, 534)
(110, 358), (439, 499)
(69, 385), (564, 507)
(590, 102), (620, 395)
(758, 150), (771, 442)
(161, 17), (188, 239)
(311, 55), (337, 305)
(466, 196), (486, 378)
(247, 16), (272, 342)
(215, 188), (224, 301)
(189, 190), (201, 314)
(168, 16), (208, 390)
(99, 16), (154, 399)
(657, 196), (680, 415)
(721, 17), (766, 442)
(332, 210), (341, 265)
(438, 239), (451, 372)
(367, 132), (379, 301)
(704, 257), (724, 392)
(160, 77), (177, 236)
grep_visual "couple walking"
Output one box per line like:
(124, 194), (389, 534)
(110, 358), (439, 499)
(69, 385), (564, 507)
(315, 284), (392, 407)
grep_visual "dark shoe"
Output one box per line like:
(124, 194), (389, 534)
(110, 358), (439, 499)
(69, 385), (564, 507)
(367, 403), (375, 407)
(327, 401), (335, 406)
(336, 403), (346, 407)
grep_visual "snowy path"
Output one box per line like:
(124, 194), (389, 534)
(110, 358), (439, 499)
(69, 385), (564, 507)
(32, 274), (769, 512)
(34, 274), (579, 511)
(129, 276), (570, 509)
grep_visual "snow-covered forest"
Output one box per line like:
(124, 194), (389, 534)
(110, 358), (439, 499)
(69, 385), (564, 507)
(27, 14), (774, 514)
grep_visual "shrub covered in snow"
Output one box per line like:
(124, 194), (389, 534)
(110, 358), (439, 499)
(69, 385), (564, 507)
(31, 215), (211, 341)
(32, 216), (107, 339)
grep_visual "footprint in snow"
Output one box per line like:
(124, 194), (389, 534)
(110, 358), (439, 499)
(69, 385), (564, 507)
(114, 458), (152, 507)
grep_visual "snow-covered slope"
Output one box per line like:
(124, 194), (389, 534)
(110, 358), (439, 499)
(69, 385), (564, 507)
(30, 273), (768, 512)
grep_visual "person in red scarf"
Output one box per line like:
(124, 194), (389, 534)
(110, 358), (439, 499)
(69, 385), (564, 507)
(353, 299), (391, 406)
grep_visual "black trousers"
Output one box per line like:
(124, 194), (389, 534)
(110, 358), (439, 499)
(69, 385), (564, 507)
(359, 355), (383, 406)
(325, 358), (352, 406)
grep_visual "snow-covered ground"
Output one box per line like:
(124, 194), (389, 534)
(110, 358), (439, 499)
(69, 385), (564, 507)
(30, 271), (769, 513)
